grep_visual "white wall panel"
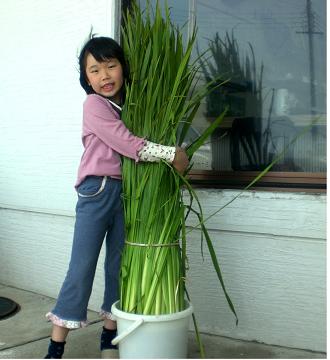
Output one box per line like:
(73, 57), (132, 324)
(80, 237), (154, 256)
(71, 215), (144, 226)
(186, 228), (326, 352)
(184, 190), (326, 239)
(0, 0), (116, 215)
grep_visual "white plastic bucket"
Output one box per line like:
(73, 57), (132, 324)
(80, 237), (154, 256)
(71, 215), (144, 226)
(111, 300), (193, 359)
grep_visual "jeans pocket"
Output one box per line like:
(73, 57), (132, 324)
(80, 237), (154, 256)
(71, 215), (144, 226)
(77, 176), (107, 198)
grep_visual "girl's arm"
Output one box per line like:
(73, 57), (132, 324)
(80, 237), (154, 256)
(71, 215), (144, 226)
(84, 95), (145, 161)
(83, 95), (189, 173)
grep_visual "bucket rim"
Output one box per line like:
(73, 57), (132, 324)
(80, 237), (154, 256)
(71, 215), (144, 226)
(111, 300), (193, 323)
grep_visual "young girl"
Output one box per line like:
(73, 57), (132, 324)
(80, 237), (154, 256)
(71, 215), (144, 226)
(44, 36), (189, 359)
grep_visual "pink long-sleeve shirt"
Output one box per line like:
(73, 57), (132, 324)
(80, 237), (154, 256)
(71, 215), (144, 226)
(75, 94), (145, 187)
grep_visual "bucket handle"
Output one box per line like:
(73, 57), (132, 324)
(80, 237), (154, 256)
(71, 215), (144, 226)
(111, 318), (144, 345)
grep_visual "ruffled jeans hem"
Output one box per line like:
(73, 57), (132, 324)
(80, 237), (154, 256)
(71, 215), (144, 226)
(46, 309), (116, 329)
(46, 312), (89, 329)
(99, 309), (116, 321)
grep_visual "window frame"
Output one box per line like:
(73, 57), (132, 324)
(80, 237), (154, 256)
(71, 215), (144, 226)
(121, 0), (327, 192)
(188, 170), (326, 192)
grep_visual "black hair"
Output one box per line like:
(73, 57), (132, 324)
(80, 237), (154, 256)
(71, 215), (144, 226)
(78, 36), (130, 99)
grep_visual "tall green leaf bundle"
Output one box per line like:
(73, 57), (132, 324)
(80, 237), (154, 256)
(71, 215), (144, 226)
(119, 0), (234, 320)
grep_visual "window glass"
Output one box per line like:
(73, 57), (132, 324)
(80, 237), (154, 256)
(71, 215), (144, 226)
(137, 0), (326, 173)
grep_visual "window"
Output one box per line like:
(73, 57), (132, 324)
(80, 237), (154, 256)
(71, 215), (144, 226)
(123, 0), (326, 191)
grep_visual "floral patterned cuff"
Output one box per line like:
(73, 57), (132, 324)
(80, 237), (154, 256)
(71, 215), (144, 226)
(138, 141), (176, 163)
(46, 312), (88, 329)
(99, 309), (116, 321)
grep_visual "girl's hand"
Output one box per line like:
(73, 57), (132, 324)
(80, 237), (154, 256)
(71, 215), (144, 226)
(172, 147), (189, 175)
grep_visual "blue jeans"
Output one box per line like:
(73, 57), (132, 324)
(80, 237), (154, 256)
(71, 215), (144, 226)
(49, 176), (125, 327)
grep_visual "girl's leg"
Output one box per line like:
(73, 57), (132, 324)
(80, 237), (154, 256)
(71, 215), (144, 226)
(101, 196), (125, 323)
(51, 325), (70, 342)
(49, 202), (108, 324)
(46, 177), (122, 357)
(100, 179), (125, 355)
(45, 193), (109, 359)
(47, 177), (114, 326)
(104, 318), (117, 330)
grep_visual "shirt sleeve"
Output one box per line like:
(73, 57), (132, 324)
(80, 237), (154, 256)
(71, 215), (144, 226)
(83, 95), (145, 161)
(138, 141), (176, 163)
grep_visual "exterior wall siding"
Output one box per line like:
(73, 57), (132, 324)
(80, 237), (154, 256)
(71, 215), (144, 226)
(184, 190), (326, 352)
(0, 0), (326, 353)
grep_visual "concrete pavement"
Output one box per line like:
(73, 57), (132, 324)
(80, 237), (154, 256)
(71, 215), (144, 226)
(0, 284), (326, 359)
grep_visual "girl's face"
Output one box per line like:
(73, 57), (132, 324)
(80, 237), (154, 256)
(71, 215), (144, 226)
(85, 53), (124, 103)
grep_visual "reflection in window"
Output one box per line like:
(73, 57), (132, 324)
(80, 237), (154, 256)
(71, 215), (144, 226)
(137, 0), (326, 173)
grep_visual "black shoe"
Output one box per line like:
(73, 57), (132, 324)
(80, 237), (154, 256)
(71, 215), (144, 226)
(100, 327), (118, 358)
